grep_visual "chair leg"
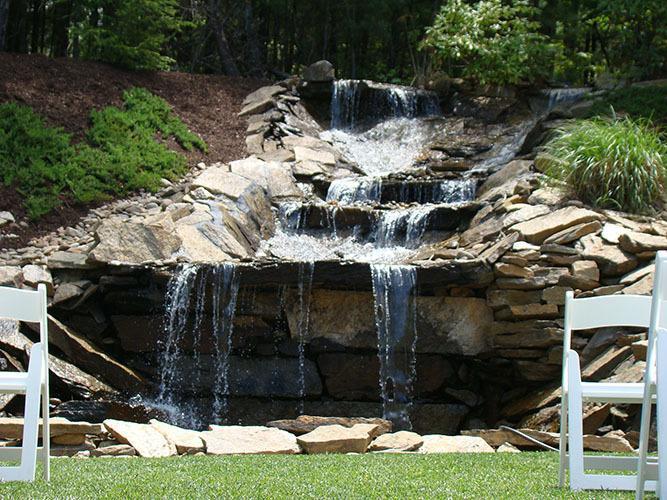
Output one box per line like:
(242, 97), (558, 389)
(659, 333), (667, 498)
(16, 343), (44, 481)
(567, 351), (585, 490)
(636, 363), (656, 498)
(41, 379), (50, 481)
(559, 395), (568, 487)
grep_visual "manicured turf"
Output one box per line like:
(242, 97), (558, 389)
(0, 452), (640, 498)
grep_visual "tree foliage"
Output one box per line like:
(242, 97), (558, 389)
(420, 0), (555, 85)
(0, 0), (665, 84)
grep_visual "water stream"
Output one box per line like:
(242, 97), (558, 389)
(371, 264), (418, 429)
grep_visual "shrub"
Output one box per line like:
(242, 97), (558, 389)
(0, 88), (205, 219)
(542, 117), (667, 214)
(420, 0), (555, 86)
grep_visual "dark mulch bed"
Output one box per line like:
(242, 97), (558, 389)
(0, 52), (267, 248)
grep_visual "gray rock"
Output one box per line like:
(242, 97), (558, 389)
(0, 266), (23, 287)
(302, 60), (335, 82)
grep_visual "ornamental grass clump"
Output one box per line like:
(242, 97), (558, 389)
(542, 117), (667, 214)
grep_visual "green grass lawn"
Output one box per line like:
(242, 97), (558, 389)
(0, 452), (644, 499)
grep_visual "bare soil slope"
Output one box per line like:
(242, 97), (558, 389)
(0, 52), (265, 245)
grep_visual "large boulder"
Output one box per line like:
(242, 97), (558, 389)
(202, 425), (300, 455)
(369, 431), (424, 452)
(418, 435), (494, 453)
(296, 424), (375, 454)
(285, 290), (494, 355)
(104, 419), (176, 457)
(150, 419), (205, 454)
(89, 220), (181, 265)
(192, 167), (254, 199)
(302, 60), (335, 82)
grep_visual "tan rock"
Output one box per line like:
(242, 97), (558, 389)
(507, 304), (559, 320)
(21, 265), (53, 293)
(150, 419), (205, 454)
(581, 346), (632, 381)
(584, 434), (633, 453)
(297, 424), (374, 454)
(419, 435), (494, 453)
(542, 286), (572, 305)
(622, 274), (653, 295)
(90, 444), (136, 457)
(632, 340), (648, 361)
(202, 425), (300, 455)
(52, 433), (87, 445)
(192, 167), (254, 199)
(104, 419), (176, 458)
(620, 264), (654, 285)
(579, 234), (637, 276)
(0, 266), (23, 287)
(619, 231), (667, 254)
(511, 207), (601, 244)
(601, 223), (631, 244)
(266, 415), (392, 436)
(494, 262), (533, 278)
(571, 260), (600, 282)
(293, 146), (335, 166)
(543, 220), (601, 245)
(501, 205), (551, 229)
(369, 431), (424, 452)
(497, 442), (521, 453)
(0, 417), (103, 440)
(89, 220), (182, 265)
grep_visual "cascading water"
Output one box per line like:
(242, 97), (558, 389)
(296, 262), (314, 413)
(330, 80), (440, 130)
(210, 263), (240, 422)
(375, 208), (433, 248)
(371, 264), (418, 429)
(156, 262), (240, 428)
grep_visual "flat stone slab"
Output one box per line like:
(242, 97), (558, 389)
(369, 431), (424, 452)
(296, 424), (375, 454)
(418, 435), (494, 453)
(202, 425), (300, 455)
(90, 444), (137, 457)
(266, 415), (392, 436)
(192, 167), (254, 199)
(150, 419), (205, 454)
(511, 206), (601, 244)
(0, 417), (103, 439)
(104, 419), (176, 457)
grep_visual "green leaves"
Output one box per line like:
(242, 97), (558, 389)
(542, 117), (667, 214)
(420, 0), (555, 86)
(77, 0), (182, 71)
(0, 89), (205, 219)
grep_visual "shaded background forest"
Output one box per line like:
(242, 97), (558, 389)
(0, 0), (665, 86)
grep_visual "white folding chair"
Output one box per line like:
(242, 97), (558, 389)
(636, 251), (667, 498)
(0, 284), (50, 481)
(559, 284), (659, 491)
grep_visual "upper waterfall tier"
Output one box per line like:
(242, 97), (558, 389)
(330, 79), (441, 130)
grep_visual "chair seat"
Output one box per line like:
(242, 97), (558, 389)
(0, 372), (29, 394)
(581, 381), (654, 403)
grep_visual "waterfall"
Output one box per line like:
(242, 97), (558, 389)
(296, 262), (314, 413)
(210, 263), (240, 422)
(331, 80), (362, 129)
(371, 264), (418, 429)
(156, 262), (240, 428)
(375, 208), (433, 248)
(157, 264), (199, 408)
(326, 178), (382, 204)
(330, 80), (441, 130)
(542, 87), (590, 111)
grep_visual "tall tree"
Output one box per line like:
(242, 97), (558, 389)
(207, 0), (240, 76)
(0, 0), (9, 50)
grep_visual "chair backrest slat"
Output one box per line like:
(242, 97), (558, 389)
(567, 294), (652, 330)
(0, 287), (44, 323)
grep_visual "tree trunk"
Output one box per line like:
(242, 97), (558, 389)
(0, 0), (9, 51)
(51, 0), (70, 57)
(207, 0), (240, 76)
(243, 0), (263, 76)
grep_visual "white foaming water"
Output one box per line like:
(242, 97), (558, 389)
(322, 118), (438, 176)
(259, 229), (415, 264)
